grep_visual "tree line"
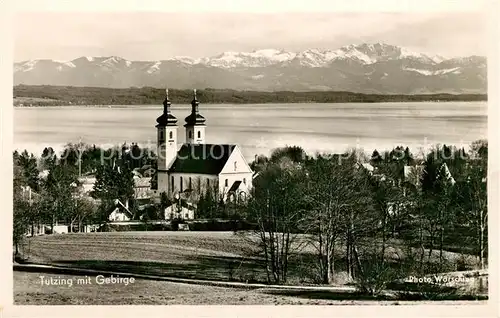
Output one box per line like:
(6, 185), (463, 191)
(14, 85), (487, 106)
(13, 142), (156, 248)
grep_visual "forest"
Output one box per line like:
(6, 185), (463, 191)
(13, 85), (487, 106)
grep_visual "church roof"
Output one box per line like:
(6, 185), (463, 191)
(184, 89), (206, 126)
(168, 144), (236, 175)
(156, 89), (177, 126)
(157, 112), (178, 126)
(184, 112), (206, 126)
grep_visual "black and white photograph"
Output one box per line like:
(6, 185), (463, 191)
(3, 0), (498, 314)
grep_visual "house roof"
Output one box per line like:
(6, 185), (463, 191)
(361, 163), (374, 172)
(166, 200), (196, 211)
(228, 180), (242, 193)
(168, 144), (236, 175)
(38, 170), (50, 179)
(404, 165), (424, 178)
(78, 176), (96, 184)
(438, 162), (456, 185)
(132, 170), (143, 177)
(112, 199), (133, 217)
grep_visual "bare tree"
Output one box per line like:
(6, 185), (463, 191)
(301, 155), (366, 283)
(69, 196), (98, 232)
(246, 158), (306, 284)
(457, 142), (488, 269)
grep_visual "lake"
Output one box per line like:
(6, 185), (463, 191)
(14, 102), (488, 160)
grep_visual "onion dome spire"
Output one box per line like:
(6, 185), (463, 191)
(156, 88), (177, 126)
(184, 88), (206, 126)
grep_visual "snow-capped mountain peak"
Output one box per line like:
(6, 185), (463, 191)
(61, 61), (76, 68)
(147, 61), (162, 74)
(101, 56), (124, 65)
(398, 47), (446, 64)
(204, 49), (297, 68)
(13, 43), (453, 71)
(294, 49), (332, 67)
(17, 60), (39, 72)
(334, 45), (377, 64)
(167, 56), (200, 64)
(13, 43), (486, 94)
(399, 47), (427, 59)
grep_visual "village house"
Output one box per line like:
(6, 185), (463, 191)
(164, 200), (196, 221)
(78, 175), (97, 196)
(134, 165), (155, 178)
(133, 176), (153, 200)
(108, 199), (133, 222)
(153, 89), (253, 203)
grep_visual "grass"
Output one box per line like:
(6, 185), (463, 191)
(18, 231), (362, 285)
(21, 231), (346, 284)
(14, 271), (487, 305)
(14, 232), (488, 305)
(20, 232), (270, 283)
(17, 232), (485, 288)
(14, 271), (328, 305)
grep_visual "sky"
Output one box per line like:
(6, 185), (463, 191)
(14, 10), (488, 62)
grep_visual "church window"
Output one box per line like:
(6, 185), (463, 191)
(198, 131), (201, 138)
(234, 161), (237, 171)
(171, 176), (174, 189)
(189, 177), (192, 189)
(180, 177), (183, 192)
(243, 178), (246, 185)
(189, 131), (192, 139)
(207, 178), (210, 188)
(225, 179), (228, 187)
(169, 131), (173, 139)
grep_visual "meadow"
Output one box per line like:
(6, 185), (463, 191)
(19, 231), (480, 285)
(21, 231), (289, 284)
(14, 231), (488, 305)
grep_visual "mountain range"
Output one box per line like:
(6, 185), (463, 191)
(14, 43), (487, 94)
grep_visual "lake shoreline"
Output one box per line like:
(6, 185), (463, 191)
(13, 99), (487, 108)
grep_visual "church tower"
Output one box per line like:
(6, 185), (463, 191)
(156, 89), (178, 193)
(184, 89), (206, 144)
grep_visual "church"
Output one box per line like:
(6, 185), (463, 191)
(153, 89), (253, 202)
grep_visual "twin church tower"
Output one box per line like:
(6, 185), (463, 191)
(156, 89), (205, 173)
(154, 89), (254, 199)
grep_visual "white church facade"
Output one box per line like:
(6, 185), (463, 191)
(153, 89), (253, 201)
